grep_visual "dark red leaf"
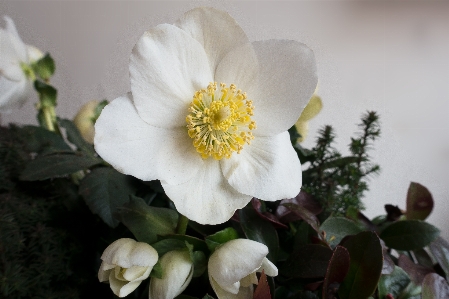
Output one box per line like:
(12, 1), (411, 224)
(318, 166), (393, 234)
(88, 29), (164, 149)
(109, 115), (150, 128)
(282, 203), (320, 233)
(275, 191), (322, 223)
(251, 198), (288, 229)
(281, 244), (333, 278)
(385, 204), (403, 221)
(254, 270), (271, 299)
(322, 246), (350, 299)
(406, 182), (433, 220)
(398, 254), (434, 285)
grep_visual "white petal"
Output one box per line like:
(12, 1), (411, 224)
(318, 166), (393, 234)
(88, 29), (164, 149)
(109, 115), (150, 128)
(0, 75), (30, 113)
(208, 239), (268, 288)
(221, 131), (302, 201)
(26, 45), (44, 62)
(100, 238), (158, 269)
(98, 262), (112, 282)
(249, 40), (317, 136)
(210, 276), (255, 299)
(0, 17), (27, 80)
(149, 250), (194, 299)
(161, 160), (252, 225)
(175, 7), (249, 75)
(94, 93), (203, 185)
(129, 23), (213, 128)
(214, 43), (259, 93)
(257, 257), (278, 277)
(240, 272), (258, 287)
(122, 265), (149, 281)
(109, 271), (129, 297)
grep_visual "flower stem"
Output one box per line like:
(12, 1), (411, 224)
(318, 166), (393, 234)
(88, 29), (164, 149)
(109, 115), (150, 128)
(176, 214), (189, 235)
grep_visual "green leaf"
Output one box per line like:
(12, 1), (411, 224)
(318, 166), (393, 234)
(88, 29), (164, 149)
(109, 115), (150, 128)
(239, 205), (279, 262)
(422, 273), (449, 299)
(17, 125), (71, 154)
(58, 119), (95, 156)
(151, 239), (187, 256)
(322, 246), (350, 299)
(115, 195), (178, 243)
(192, 251), (207, 278)
(338, 231), (383, 299)
(32, 53), (55, 80)
(202, 295), (216, 299)
(20, 153), (102, 181)
(281, 244), (333, 278)
(79, 168), (137, 228)
(378, 266), (411, 299)
(380, 220), (440, 250)
(150, 260), (163, 279)
(320, 217), (363, 248)
(158, 234), (208, 254)
(205, 227), (239, 252)
(34, 80), (57, 107)
(429, 237), (449, 281)
(406, 182), (434, 221)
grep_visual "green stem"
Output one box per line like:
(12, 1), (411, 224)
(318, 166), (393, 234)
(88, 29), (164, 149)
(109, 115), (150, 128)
(176, 214), (189, 235)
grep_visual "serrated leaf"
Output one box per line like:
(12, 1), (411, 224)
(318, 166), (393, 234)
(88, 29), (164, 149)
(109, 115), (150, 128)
(115, 195), (178, 243)
(151, 239), (187, 256)
(429, 237), (449, 282)
(406, 182), (433, 221)
(17, 125), (71, 154)
(79, 168), (136, 227)
(380, 220), (439, 250)
(338, 231), (383, 299)
(322, 246), (350, 299)
(254, 270), (271, 299)
(34, 80), (57, 107)
(422, 273), (449, 299)
(205, 227), (239, 252)
(281, 244), (333, 278)
(378, 266), (411, 299)
(320, 217), (363, 248)
(58, 118), (95, 155)
(20, 153), (101, 181)
(239, 205), (279, 262)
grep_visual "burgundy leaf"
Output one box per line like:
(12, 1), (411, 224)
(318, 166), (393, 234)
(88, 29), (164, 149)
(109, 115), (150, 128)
(385, 204), (403, 222)
(252, 198), (288, 229)
(275, 191), (322, 223)
(282, 203), (320, 233)
(254, 270), (271, 299)
(398, 254), (434, 285)
(322, 246), (351, 299)
(406, 182), (434, 221)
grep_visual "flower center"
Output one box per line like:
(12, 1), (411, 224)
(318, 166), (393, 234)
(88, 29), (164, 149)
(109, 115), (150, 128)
(186, 82), (256, 160)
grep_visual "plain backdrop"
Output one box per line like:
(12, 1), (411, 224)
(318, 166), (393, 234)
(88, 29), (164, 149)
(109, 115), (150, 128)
(1, 1), (449, 239)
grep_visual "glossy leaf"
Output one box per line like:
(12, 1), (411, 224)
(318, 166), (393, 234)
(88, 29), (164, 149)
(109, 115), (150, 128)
(398, 254), (434, 285)
(322, 246), (350, 299)
(116, 195), (178, 242)
(429, 237), (449, 282)
(151, 239), (186, 256)
(158, 234), (208, 254)
(252, 198), (288, 229)
(282, 203), (320, 233)
(20, 153), (102, 181)
(338, 231), (383, 299)
(422, 273), (449, 299)
(320, 217), (363, 248)
(406, 182), (433, 221)
(239, 205), (279, 262)
(254, 270), (271, 299)
(192, 251), (207, 278)
(276, 191), (322, 223)
(378, 266), (411, 299)
(380, 220), (439, 250)
(281, 244), (333, 278)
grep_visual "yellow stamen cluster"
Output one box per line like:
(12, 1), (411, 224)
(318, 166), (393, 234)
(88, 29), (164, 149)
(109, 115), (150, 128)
(186, 82), (256, 160)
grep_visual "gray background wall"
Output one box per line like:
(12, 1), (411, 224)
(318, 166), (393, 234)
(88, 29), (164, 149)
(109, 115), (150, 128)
(1, 1), (448, 238)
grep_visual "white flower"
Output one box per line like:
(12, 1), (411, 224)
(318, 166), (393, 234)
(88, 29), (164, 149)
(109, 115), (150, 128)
(94, 7), (317, 224)
(149, 250), (194, 299)
(98, 238), (158, 297)
(208, 239), (278, 298)
(0, 16), (43, 113)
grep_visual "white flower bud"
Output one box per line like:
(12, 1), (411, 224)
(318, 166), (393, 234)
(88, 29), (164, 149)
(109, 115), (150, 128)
(98, 238), (158, 298)
(208, 239), (278, 298)
(73, 100), (102, 144)
(149, 250), (194, 299)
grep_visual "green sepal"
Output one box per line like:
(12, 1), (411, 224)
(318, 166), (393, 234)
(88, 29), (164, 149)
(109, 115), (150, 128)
(32, 53), (55, 80)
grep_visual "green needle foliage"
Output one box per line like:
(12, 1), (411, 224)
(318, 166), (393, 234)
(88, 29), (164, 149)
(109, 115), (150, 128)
(296, 111), (381, 218)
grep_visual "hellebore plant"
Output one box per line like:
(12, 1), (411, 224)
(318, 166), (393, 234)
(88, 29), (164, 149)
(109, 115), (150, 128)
(94, 7), (318, 225)
(0, 16), (43, 113)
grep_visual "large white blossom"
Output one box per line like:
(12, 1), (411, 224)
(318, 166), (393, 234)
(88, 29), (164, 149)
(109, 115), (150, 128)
(0, 16), (43, 113)
(149, 250), (194, 299)
(208, 239), (278, 298)
(98, 238), (158, 297)
(94, 7), (317, 224)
